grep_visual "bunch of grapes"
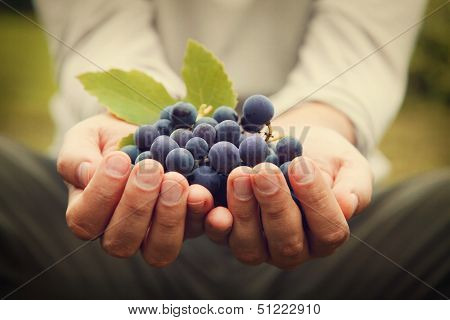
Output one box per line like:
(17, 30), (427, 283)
(121, 94), (302, 206)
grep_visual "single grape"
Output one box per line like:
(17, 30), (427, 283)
(265, 148), (279, 166)
(120, 145), (139, 163)
(135, 151), (152, 164)
(193, 123), (216, 147)
(195, 117), (218, 128)
(170, 128), (193, 148)
(170, 101), (197, 128)
(185, 137), (209, 160)
(242, 94), (274, 125)
(189, 165), (222, 195)
(160, 105), (173, 120)
(239, 135), (269, 167)
(208, 141), (241, 174)
(240, 116), (264, 133)
(150, 135), (179, 165)
(276, 136), (302, 163)
(154, 119), (173, 136)
(215, 120), (241, 146)
(134, 125), (160, 150)
(165, 148), (195, 174)
(279, 161), (292, 190)
(212, 106), (238, 123)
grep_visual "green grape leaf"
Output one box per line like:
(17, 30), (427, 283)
(182, 39), (237, 111)
(78, 69), (176, 125)
(117, 133), (134, 149)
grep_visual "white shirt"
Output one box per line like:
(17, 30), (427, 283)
(36, 0), (426, 180)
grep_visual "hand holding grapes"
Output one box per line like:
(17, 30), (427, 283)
(204, 103), (373, 269)
(57, 113), (214, 266)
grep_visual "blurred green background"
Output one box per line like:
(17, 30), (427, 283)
(0, 0), (448, 185)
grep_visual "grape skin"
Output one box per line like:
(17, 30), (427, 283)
(240, 116), (264, 133)
(170, 128), (193, 148)
(265, 148), (279, 166)
(279, 161), (292, 190)
(193, 123), (216, 147)
(242, 95), (274, 125)
(170, 101), (197, 128)
(160, 105), (173, 120)
(135, 150), (152, 164)
(150, 135), (179, 164)
(165, 148), (195, 174)
(208, 141), (241, 174)
(215, 120), (241, 146)
(276, 137), (303, 163)
(212, 106), (238, 123)
(239, 135), (269, 167)
(185, 137), (209, 160)
(120, 145), (140, 163)
(189, 166), (222, 195)
(154, 119), (173, 136)
(195, 117), (218, 128)
(134, 125), (160, 150)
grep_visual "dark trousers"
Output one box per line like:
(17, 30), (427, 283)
(0, 136), (449, 299)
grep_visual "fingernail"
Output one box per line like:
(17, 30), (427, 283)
(160, 179), (183, 205)
(135, 164), (162, 190)
(77, 162), (91, 187)
(105, 153), (130, 177)
(292, 157), (315, 184)
(253, 171), (280, 195)
(233, 177), (253, 200)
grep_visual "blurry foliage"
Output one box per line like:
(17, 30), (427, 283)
(407, 0), (449, 105)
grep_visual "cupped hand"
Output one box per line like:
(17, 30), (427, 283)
(204, 125), (373, 269)
(57, 113), (213, 267)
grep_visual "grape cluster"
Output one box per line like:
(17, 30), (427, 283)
(120, 95), (302, 206)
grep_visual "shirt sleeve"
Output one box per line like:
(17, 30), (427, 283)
(269, 0), (427, 155)
(34, 0), (185, 152)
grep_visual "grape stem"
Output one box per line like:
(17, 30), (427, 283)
(197, 104), (213, 119)
(264, 122), (273, 142)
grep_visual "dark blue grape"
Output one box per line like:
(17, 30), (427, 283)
(242, 95), (274, 125)
(279, 161), (292, 190)
(170, 128), (193, 148)
(185, 137), (209, 160)
(195, 117), (218, 127)
(208, 141), (241, 174)
(154, 119), (173, 136)
(120, 145), (139, 163)
(276, 137), (303, 163)
(150, 135), (179, 165)
(193, 123), (216, 147)
(265, 148), (279, 166)
(240, 116), (264, 133)
(165, 148), (195, 174)
(189, 165), (222, 195)
(170, 101), (197, 128)
(239, 135), (269, 167)
(134, 125), (160, 150)
(214, 173), (228, 207)
(212, 106), (238, 123)
(160, 105), (173, 120)
(215, 120), (241, 146)
(135, 151), (152, 164)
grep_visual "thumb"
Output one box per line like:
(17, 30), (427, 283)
(57, 120), (103, 188)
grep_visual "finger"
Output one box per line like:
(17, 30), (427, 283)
(251, 163), (307, 269)
(57, 120), (102, 188)
(227, 166), (267, 265)
(101, 160), (163, 258)
(142, 172), (189, 268)
(289, 157), (349, 256)
(66, 151), (131, 240)
(205, 206), (233, 245)
(185, 184), (214, 239)
(332, 159), (373, 219)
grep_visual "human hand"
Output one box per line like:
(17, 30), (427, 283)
(57, 113), (213, 266)
(203, 104), (373, 269)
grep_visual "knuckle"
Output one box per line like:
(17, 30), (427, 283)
(279, 240), (304, 259)
(66, 211), (97, 240)
(157, 214), (183, 233)
(262, 199), (293, 220)
(233, 209), (256, 223)
(101, 238), (136, 258)
(319, 228), (349, 248)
